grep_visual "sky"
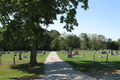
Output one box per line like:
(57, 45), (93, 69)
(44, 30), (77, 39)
(42, 0), (120, 41)
(0, 0), (120, 41)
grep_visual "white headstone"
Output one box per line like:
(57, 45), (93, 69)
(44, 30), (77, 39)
(115, 51), (119, 55)
(110, 49), (113, 55)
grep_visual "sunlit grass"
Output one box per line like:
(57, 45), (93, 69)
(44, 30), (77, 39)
(57, 50), (120, 72)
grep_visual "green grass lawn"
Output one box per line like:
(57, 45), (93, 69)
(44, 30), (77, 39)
(0, 51), (50, 80)
(57, 50), (120, 72)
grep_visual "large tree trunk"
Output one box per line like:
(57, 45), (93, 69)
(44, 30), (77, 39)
(30, 44), (37, 65)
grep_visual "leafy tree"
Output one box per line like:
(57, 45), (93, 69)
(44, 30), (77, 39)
(111, 41), (119, 50)
(59, 40), (65, 50)
(79, 33), (89, 49)
(88, 34), (98, 50)
(117, 39), (120, 50)
(51, 37), (59, 50)
(106, 38), (118, 50)
(37, 30), (52, 50)
(58, 35), (65, 50)
(49, 30), (61, 40)
(0, 0), (88, 65)
(97, 35), (106, 49)
(64, 34), (80, 50)
(106, 38), (112, 49)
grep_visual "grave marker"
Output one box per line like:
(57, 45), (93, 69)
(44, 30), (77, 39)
(101, 51), (107, 54)
(14, 51), (18, 56)
(101, 48), (103, 54)
(7, 50), (10, 54)
(75, 51), (79, 55)
(23, 56), (27, 58)
(61, 50), (64, 54)
(43, 51), (46, 55)
(87, 48), (89, 51)
(109, 49), (113, 55)
(19, 51), (22, 60)
(67, 47), (72, 58)
(115, 51), (119, 55)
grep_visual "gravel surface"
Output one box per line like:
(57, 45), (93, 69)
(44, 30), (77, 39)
(41, 51), (120, 80)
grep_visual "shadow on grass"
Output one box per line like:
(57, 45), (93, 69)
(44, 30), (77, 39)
(64, 61), (120, 78)
(9, 63), (44, 80)
(65, 61), (120, 72)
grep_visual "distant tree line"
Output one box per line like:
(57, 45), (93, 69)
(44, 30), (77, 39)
(0, 29), (120, 51)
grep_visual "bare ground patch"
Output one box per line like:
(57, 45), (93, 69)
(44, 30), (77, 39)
(83, 69), (120, 79)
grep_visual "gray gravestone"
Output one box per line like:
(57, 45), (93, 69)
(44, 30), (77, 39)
(101, 48), (103, 54)
(14, 51), (18, 56)
(7, 50), (10, 54)
(97, 52), (100, 54)
(37, 50), (42, 53)
(87, 48), (89, 51)
(19, 53), (22, 60)
(67, 47), (72, 58)
(110, 49), (113, 55)
(23, 56), (27, 58)
(19, 50), (22, 60)
(75, 51), (79, 55)
(14, 51), (18, 54)
(115, 51), (119, 55)
(101, 51), (107, 54)
(43, 51), (46, 55)
(61, 50), (64, 54)
(22, 51), (25, 53)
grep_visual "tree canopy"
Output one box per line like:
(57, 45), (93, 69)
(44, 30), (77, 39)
(0, 0), (89, 65)
(0, 0), (89, 31)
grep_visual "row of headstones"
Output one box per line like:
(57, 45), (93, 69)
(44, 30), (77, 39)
(13, 50), (46, 58)
(0, 50), (27, 54)
(0, 50), (47, 57)
(61, 50), (79, 55)
(101, 49), (119, 55)
(62, 48), (86, 58)
(79, 48), (93, 51)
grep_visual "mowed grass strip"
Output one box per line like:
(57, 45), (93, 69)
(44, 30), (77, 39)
(0, 51), (50, 80)
(57, 50), (120, 72)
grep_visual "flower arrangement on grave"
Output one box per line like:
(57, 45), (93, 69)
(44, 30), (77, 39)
(72, 53), (75, 56)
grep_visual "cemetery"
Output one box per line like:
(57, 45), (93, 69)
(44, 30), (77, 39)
(0, 0), (120, 79)
(57, 50), (120, 73)
(0, 50), (50, 80)
(1, 42), (120, 79)
(1, 48), (120, 79)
